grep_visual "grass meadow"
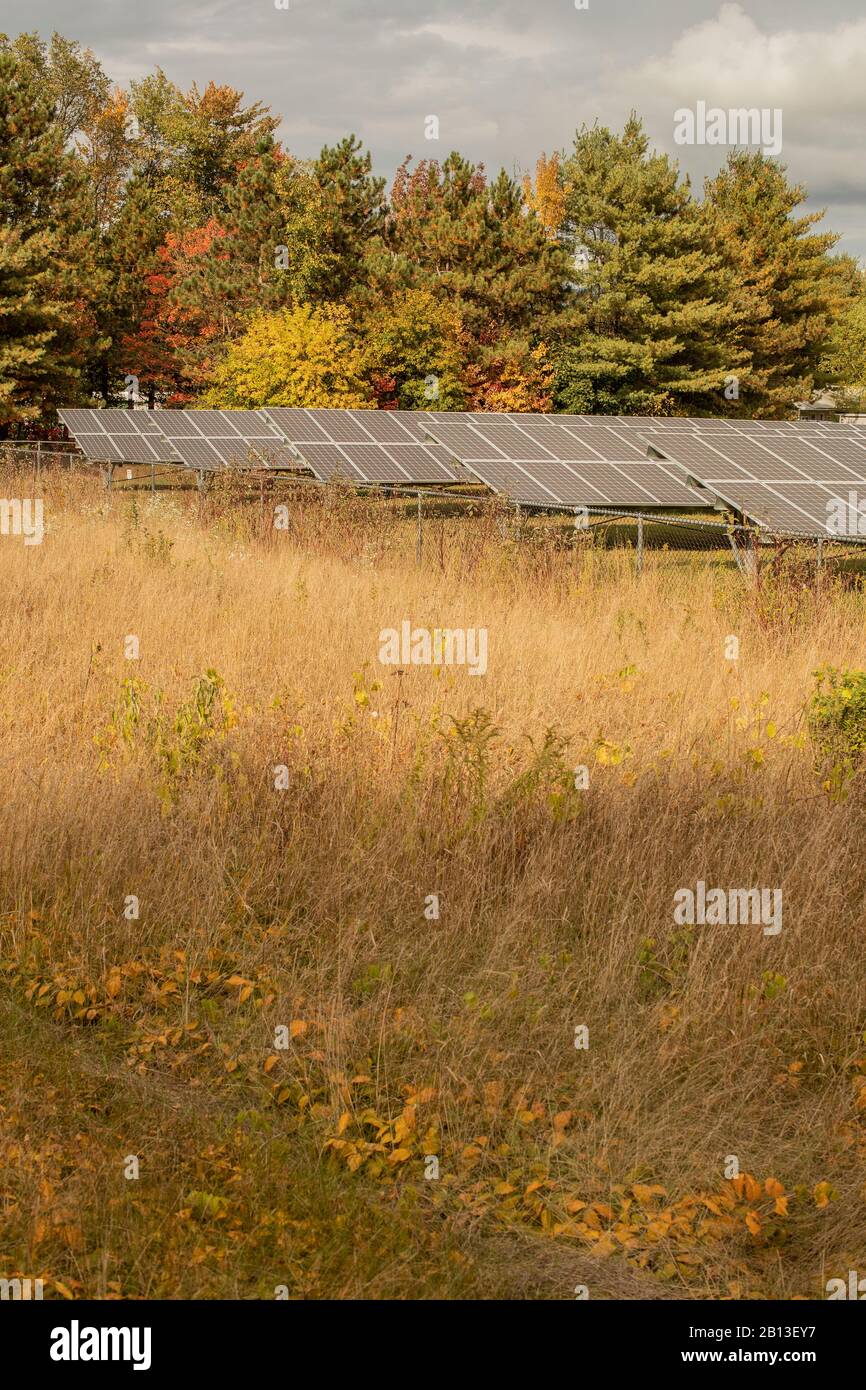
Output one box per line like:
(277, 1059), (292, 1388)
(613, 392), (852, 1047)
(2, 461), (866, 1301)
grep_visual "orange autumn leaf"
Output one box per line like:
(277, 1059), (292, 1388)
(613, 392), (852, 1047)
(732, 1172), (762, 1203)
(633, 1183), (667, 1205)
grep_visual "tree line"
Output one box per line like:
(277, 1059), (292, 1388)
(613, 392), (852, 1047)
(1, 29), (864, 432)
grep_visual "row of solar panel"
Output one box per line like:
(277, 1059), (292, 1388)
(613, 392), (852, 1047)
(60, 406), (865, 469)
(58, 407), (459, 481)
(57, 407), (866, 537)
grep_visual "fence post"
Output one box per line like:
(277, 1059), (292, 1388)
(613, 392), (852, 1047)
(197, 470), (207, 520)
(416, 491), (423, 567)
(727, 524), (757, 579)
(636, 515), (644, 576)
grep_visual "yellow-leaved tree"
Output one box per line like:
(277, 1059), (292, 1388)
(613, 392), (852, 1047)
(203, 304), (374, 407)
(522, 152), (566, 241)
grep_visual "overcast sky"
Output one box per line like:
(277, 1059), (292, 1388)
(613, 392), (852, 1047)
(6, 0), (866, 260)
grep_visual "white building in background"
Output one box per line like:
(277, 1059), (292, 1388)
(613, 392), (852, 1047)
(794, 391), (839, 421)
(793, 390), (866, 424)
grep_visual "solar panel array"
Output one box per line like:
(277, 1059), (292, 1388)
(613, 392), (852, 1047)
(56, 407), (866, 535)
(645, 432), (866, 536)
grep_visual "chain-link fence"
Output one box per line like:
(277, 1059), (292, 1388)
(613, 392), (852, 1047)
(0, 440), (81, 474)
(501, 500), (866, 581)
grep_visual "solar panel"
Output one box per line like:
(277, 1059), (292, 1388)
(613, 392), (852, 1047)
(281, 442), (346, 476)
(260, 408), (333, 443)
(59, 408), (104, 436)
(515, 415), (741, 431)
(281, 439), (458, 485)
(58, 408), (180, 464)
(442, 456), (707, 509)
(263, 408), (461, 483)
(610, 416), (739, 431)
(414, 413), (708, 507)
(424, 414), (660, 464)
(153, 410), (297, 470)
(300, 408), (378, 444)
(502, 412), (597, 428)
(265, 407), (432, 444)
(348, 410), (431, 444)
(69, 433), (127, 463)
(644, 434), (866, 535)
(420, 418), (511, 459)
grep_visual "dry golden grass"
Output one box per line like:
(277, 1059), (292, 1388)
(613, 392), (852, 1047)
(2, 464), (866, 1300)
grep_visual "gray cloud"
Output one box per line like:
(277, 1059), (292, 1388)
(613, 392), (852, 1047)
(4, 0), (865, 259)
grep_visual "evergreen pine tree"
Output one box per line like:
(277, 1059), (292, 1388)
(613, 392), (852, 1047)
(310, 134), (387, 303)
(556, 116), (734, 415)
(0, 48), (96, 425)
(702, 151), (855, 416)
(96, 179), (166, 402)
(822, 269), (866, 412)
(175, 138), (327, 344)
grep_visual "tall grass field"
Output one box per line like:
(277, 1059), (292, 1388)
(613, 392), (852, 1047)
(2, 464), (865, 1300)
